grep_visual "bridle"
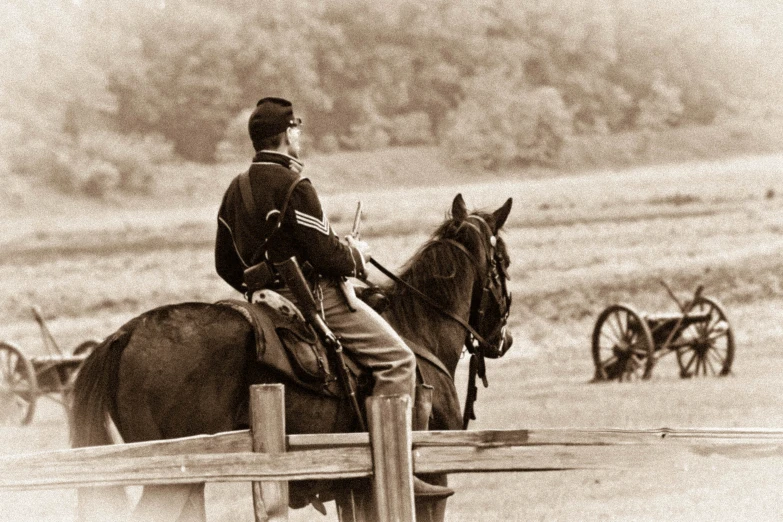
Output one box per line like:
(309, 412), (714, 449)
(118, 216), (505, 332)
(457, 215), (512, 359)
(369, 214), (512, 429)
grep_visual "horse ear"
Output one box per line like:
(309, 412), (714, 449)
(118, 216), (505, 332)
(452, 193), (468, 220)
(493, 198), (512, 231)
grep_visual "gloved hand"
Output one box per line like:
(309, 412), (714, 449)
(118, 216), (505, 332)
(346, 235), (372, 263)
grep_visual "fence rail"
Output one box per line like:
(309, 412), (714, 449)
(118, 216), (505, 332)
(2, 426), (782, 490)
(1, 385), (783, 520)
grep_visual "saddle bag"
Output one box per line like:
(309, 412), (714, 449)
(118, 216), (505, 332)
(218, 295), (344, 395)
(255, 291), (331, 384)
(273, 313), (328, 383)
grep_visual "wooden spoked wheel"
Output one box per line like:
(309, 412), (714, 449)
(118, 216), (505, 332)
(676, 296), (735, 378)
(592, 304), (655, 382)
(0, 341), (38, 425)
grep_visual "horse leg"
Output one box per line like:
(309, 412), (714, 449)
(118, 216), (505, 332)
(414, 475), (449, 522)
(76, 486), (129, 522)
(336, 487), (376, 522)
(130, 484), (203, 522)
(335, 490), (357, 522)
(178, 484), (206, 522)
(335, 479), (449, 522)
(416, 500), (448, 522)
(75, 417), (130, 522)
(116, 394), (204, 522)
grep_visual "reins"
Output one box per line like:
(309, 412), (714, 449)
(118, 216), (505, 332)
(369, 255), (493, 350)
(369, 214), (510, 430)
(370, 255), (489, 429)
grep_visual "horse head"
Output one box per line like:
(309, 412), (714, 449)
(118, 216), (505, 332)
(445, 193), (513, 359)
(383, 193), (514, 373)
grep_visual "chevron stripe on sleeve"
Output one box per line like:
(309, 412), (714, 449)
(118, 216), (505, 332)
(294, 209), (330, 235)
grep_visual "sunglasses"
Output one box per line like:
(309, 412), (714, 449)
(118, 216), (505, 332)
(289, 117), (302, 128)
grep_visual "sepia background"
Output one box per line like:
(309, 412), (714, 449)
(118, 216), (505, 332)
(1, 0), (783, 520)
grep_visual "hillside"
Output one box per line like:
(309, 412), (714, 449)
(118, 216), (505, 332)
(5, 0), (783, 200)
(4, 116), (783, 227)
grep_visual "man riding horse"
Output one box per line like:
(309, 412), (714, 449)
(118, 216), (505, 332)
(214, 96), (454, 499)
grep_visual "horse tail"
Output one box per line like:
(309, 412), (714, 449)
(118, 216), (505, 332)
(70, 325), (135, 521)
(70, 325), (133, 448)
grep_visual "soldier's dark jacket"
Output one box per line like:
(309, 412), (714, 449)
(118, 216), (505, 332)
(215, 151), (366, 293)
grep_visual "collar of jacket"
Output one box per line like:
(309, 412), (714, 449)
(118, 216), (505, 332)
(252, 151), (304, 174)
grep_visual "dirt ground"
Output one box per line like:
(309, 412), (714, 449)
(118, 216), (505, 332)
(1, 154), (783, 521)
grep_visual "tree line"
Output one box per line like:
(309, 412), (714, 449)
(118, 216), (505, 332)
(2, 0), (782, 195)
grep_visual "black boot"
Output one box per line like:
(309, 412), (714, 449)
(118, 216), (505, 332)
(412, 384), (455, 499)
(413, 476), (454, 499)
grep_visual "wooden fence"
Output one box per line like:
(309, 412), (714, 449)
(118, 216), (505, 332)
(2, 383), (783, 520)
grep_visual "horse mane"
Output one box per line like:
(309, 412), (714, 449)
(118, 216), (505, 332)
(382, 209), (506, 351)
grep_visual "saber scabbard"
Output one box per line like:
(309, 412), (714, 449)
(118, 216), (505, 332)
(273, 257), (366, 431)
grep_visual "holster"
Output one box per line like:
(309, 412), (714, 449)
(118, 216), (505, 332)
(243, 261), (277, 294)
(245, 259), (319, 299)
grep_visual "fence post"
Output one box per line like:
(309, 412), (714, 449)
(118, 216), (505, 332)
(250, 384), (288, 522)
(367, 394), (416, 522)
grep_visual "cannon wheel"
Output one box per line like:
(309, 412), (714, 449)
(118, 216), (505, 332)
(592, 304), (655, 382)
(676, 296), (735, 378)
(0, 341), (38, 425)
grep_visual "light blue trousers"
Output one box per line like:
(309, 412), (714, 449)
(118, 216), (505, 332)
(277, 278), (416, 398)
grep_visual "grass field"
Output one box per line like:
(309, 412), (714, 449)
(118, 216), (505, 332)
(1, 152), (783, 521)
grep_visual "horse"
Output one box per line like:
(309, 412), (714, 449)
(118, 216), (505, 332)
(70, 193), (513, 522)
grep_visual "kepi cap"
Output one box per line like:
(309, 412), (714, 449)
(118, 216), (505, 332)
(248, 97), (298, 149)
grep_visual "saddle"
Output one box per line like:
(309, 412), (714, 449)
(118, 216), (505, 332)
(217, 291), (364, 397)
(217, 286), (451, 399)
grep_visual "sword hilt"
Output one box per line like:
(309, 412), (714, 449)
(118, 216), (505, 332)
(351, 200), (363, 239)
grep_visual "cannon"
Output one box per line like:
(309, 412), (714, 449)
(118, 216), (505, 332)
(0, 306), (100, 425)
(591, 283), (735, 382)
